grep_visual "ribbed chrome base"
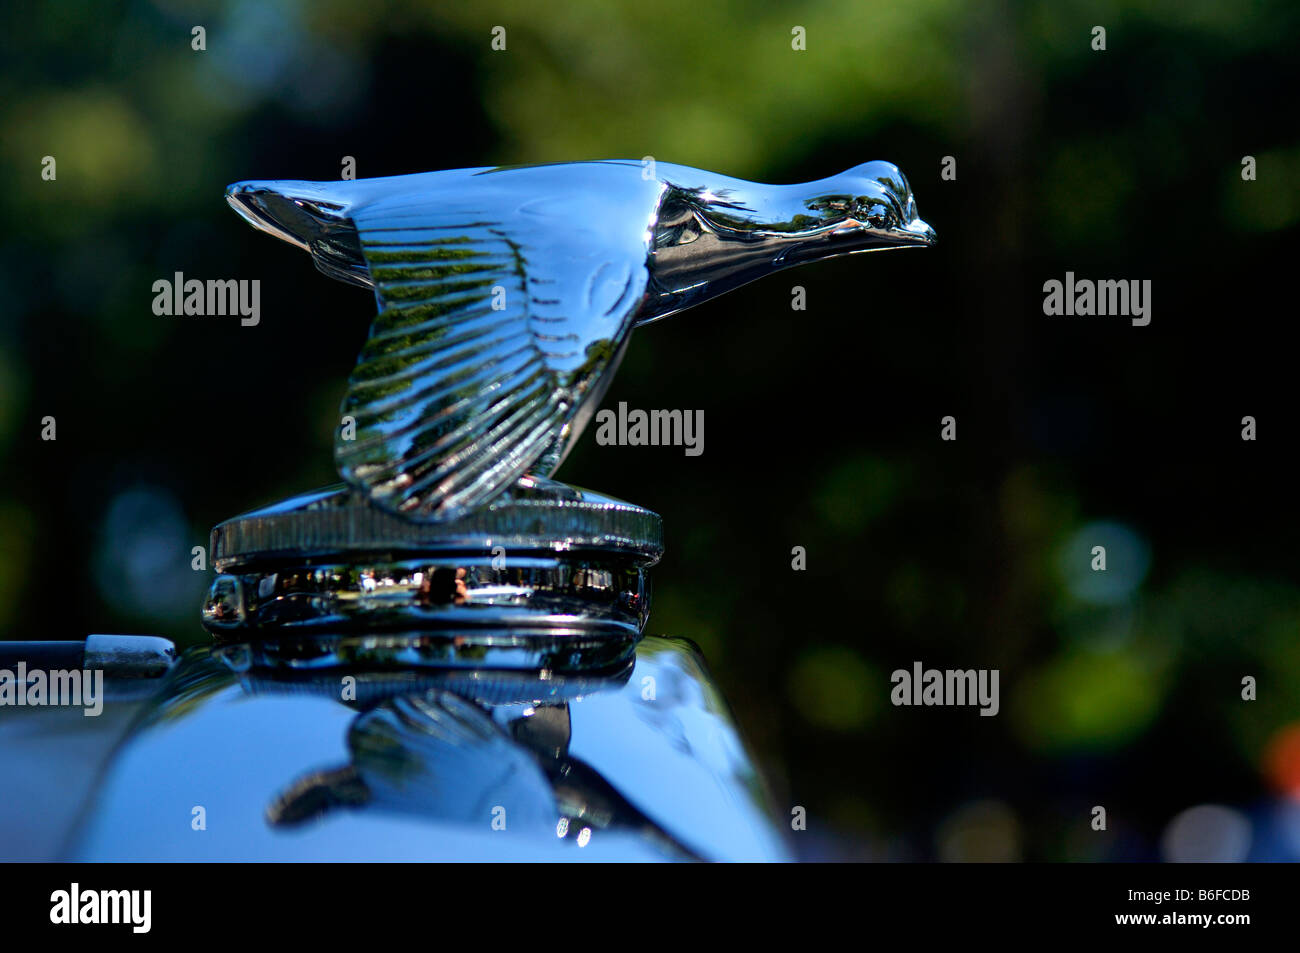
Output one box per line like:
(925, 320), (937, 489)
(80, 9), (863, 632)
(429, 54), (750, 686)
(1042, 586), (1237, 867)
(201, 478), (662, 668)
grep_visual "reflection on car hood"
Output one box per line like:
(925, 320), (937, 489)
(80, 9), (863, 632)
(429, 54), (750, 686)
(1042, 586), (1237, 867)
(25, 636), (789, 862)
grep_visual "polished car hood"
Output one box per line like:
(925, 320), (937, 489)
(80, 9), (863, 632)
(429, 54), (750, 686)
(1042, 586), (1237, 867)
(12, 636), (789, 862)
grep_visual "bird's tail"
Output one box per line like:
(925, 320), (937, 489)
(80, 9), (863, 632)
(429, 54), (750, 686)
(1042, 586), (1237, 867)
(225, 179), (371, 288)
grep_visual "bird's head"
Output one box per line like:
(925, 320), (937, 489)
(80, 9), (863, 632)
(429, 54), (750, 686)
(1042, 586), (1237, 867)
(673, 160), (934, 269)
(788, 160), (936, 251)
(643, 159), (936, 322)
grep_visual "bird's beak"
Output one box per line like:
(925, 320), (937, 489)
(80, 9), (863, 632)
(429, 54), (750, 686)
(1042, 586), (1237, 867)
(895, 217), (937, 247)
(826, 216), (936, 250)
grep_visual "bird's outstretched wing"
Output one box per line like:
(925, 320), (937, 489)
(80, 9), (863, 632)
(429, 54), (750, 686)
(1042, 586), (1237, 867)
(228, 163), (662, 519)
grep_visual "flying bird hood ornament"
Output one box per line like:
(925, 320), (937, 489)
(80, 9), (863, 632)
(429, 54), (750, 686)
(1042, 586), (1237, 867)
(208, 159), (933, 651)
(226, 159), (934, 521)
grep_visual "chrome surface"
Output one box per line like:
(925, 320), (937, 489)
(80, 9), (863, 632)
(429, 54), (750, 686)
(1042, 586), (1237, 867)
(0, 157), (935, 863)
(82, 635), (177, 678)
(59, 637), (789, 862)
(203, 624), (642, 672)
(209, 477), (662, 566)
(228, 159), (934, 521)
(201, 478), (659, 647)
(0, 635), (176, 678)
(204, 557), (649, 638)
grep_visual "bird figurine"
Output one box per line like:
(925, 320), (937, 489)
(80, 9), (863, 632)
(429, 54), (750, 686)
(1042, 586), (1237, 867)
(226, 159), (935, 521)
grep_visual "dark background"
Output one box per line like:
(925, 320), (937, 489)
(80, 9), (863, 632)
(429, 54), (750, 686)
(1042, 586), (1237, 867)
(2, 0), (1299, 860)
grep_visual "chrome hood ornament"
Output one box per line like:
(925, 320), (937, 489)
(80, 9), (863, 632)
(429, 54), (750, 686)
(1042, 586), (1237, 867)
(227, 160), (934, 520)
(212, 159), (934, 651)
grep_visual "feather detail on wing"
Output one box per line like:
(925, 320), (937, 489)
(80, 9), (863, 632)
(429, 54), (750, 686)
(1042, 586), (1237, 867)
(338, 187), (651, 519)
(337, 218), (563, 518)
(227, 164), (663, 520)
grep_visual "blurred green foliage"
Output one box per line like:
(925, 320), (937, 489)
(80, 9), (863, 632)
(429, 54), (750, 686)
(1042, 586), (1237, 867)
(1, 0), (1298, 860)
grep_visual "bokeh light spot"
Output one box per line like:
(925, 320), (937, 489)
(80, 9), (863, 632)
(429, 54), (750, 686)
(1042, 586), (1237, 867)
(1161, 804), (1252, 863)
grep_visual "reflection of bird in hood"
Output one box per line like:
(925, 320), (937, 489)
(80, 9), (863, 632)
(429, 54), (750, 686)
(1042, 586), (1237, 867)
(268, 691), (557, 834)
(266, 689), (700, 858)
(228, 160), (935, 520)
